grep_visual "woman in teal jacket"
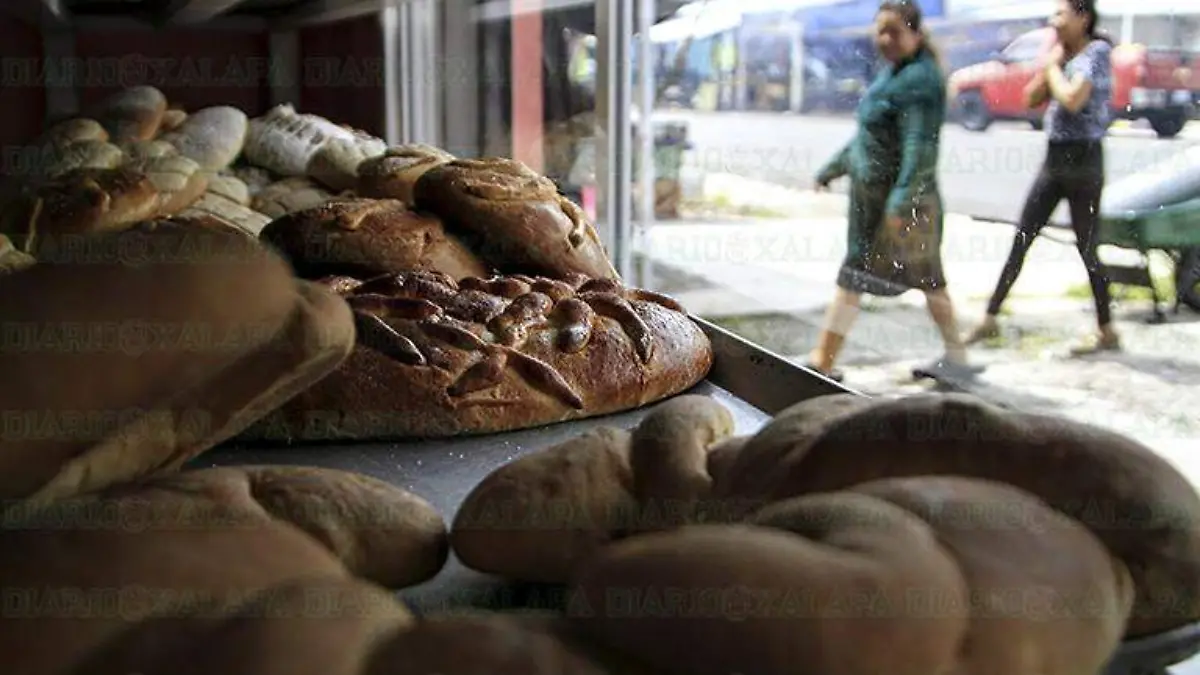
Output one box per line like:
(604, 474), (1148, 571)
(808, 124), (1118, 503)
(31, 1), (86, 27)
(807, 0), (979, 383)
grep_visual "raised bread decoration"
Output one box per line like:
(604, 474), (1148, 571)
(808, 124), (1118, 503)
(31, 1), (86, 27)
(413, 157), (619, 280)
(241, 270), (712, 441)
(243, 104), (357, 177)
(206, 173), (251, 206)
(251, 176), (336, 219)
(569, 476), (1132, 675)
(37, 139), (126, 179)
(306, 132), (388, 192)
(259, 198), (489, 280)
(88, 85), (168, 142)
(160, 106), (249, 172)
(121, 138), (179, 162)
(4, 166), (159, 255)
(128, 153), (210, 215)
(357, 143), (456, 204)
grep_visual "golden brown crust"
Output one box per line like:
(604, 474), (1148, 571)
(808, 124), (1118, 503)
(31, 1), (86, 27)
(4, 166), (159, 255)
(259, 198), (489, 280)
(413, 157), (618, 280)
(242, 271), (711, 441)
(357, 144), (456, 204)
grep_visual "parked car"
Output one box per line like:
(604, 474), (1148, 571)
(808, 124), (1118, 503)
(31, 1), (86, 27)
(946, 27), (1200, 138)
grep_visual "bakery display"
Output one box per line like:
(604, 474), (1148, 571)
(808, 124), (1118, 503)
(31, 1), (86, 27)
(241, 270), (712, 441)
(413, 157), (619, 279)
(259, 197), (489, 280)
(2, 85), (1198, 675)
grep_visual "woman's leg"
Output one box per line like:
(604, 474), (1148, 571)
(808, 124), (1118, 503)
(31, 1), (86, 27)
(807, 287), (861, 375)
(1065, 167), (1120, 353)
(966, 164), (1064, 343)
(924, 288), (968, 363)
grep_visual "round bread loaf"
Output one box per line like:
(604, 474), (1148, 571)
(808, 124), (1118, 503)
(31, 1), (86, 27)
(241, 271), (712, 441)
(160, 106), (249, 172)
(307, 133), (388, 192)
(160, 107), (188, 133)
(89, 85), (168, 142)
(38, 117), (109, 147)
(715, 392), (1200, 637)
(259, 198), (489, 280)
(206, 174), (251, 206)
(357, 144), (455, 204)
(412, 157), (619, 280)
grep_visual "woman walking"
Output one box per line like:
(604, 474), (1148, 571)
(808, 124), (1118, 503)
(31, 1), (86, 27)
(807, 0), (978, 383)
(967, 0), (1118, 354)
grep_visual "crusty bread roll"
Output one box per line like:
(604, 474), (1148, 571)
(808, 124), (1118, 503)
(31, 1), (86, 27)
(0, 464), (444, 675)
(206, 173), (251, 206)
(259, 198), (489, 280)
(306, 132), (388, 192)
(121, 138), (179, 162)
(714, 392), (1200, 637)
(413, 157), (619, 280)
(128, 153), (210, 215)
(571, 477), (1131, 675)
(160, 107), (187, 133)
(3, 166), (159, 255)
(244, 104), (357, 177)
(452, 396), (734, 583)
(356, 144), (455, 204)
(39, 117), (110, 146)
(89, 85), (168, 142)
(37, 139), (126, 179)
(178, 191), (272, 238)
(160, 106), (248, 172)
(251, 176), (335, 219)
(241, 271), (712, 441)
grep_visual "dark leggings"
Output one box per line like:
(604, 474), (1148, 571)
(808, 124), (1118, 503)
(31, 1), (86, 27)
(986, 140), (1112, 325)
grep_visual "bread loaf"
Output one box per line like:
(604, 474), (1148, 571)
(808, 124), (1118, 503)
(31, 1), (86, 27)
(128, 153), (210, 215)
(39, 117), (109, 147)
(178, 191), (272, 238)
(160, 107), (188, 133)
(0, 233), (35, 274)
(413, 158), (619, 280)
(241, 271), (712, 441)
(3, 166), (159, 255)
(37, 139), (126, 179)
(251, 177), (336, 219)
(160, 106), (248, 171)
(451, 396), (734, 583)
(0, 464), (444, 675)
(89, 85), (168, 142)
(225, 164), (275, 196)
(306, 132), (388, 192)
(258, 198), (489, 280)
(713, 392), (1200, 637)
(244, 104), (357, 177)
(357, 144), (455, 204)
(121, 138), (179, 162)
(207, 173), (251, 205)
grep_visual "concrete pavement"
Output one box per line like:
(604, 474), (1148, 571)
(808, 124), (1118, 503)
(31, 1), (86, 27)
(636, 178), (1200, 484)
(661, 110), (1200, 226)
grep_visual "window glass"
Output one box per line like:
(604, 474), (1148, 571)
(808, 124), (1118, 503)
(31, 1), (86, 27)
(436, 0), (1200, 476)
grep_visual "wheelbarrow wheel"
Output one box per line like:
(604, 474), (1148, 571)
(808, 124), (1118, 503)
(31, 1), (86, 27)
(1178, 247), (1200, 312)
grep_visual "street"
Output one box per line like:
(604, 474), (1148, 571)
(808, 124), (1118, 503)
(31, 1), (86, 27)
(662, 110), (1200, 225)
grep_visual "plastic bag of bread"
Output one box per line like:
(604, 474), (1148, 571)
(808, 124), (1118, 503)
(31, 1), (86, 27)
(0, 464), (447, 675)
(568, 475), (1133, 675)
(244, 104), (357, 177)
(451, 396), (734, 583)
(0, 224), (356, 508)
(711, 392), (1200, 637)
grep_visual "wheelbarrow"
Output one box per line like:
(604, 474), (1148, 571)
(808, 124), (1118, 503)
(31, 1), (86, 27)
(1098, 196), (1200, 323)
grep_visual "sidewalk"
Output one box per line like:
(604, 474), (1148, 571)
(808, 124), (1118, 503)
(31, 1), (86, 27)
(639, 173), (1200, 483)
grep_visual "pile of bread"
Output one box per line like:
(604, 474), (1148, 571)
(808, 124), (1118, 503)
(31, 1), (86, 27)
(3, 85), (1200, 675)
(0, 85), (714, 442)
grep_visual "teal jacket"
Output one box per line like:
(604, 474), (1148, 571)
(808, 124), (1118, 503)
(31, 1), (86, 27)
(816, 48), (944, 218)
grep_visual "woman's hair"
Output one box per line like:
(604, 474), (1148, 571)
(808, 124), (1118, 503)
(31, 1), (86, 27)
(1065, 0), (1113, 43)
(877, 0), (944, 71)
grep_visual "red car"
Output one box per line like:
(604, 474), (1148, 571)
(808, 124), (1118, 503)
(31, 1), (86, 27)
(947, 27), (1200, 138)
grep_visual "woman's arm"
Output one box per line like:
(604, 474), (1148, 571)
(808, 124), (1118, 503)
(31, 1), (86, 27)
(1024, 71), (1051, 109)
(1045, 41), (1108, 113)
(815, 143), (852, 187)
(885, 88), (939, 220)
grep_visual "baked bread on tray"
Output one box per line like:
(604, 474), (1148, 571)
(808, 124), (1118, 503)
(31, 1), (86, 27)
(240, 270), (712, 441)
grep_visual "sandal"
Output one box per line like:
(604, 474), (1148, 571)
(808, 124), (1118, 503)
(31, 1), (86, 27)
(804, 363), (845, 383)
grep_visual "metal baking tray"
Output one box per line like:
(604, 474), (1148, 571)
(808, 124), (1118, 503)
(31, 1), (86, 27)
(192, 318), (1200, 673)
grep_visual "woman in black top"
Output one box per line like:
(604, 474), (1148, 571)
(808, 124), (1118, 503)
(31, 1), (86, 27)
(966, 0), (1118, 355)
